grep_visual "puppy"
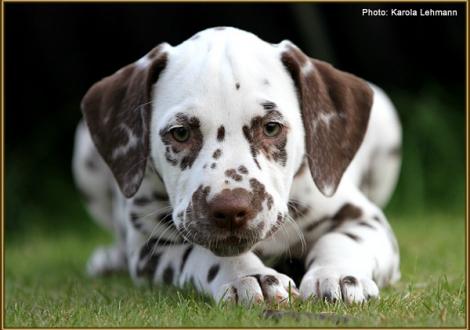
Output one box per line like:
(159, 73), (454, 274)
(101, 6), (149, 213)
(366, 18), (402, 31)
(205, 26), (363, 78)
(73, 27), (401, 304)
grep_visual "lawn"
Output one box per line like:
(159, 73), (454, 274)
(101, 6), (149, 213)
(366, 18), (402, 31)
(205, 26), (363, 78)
(4, 211), (466, 327)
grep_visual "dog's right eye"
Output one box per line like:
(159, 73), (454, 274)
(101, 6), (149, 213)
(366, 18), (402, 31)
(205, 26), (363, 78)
(171, 127), (191, 142)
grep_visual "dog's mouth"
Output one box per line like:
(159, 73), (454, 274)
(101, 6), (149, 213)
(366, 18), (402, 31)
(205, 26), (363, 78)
(177, 223), (263, 256)
(206, 236), (254, 256)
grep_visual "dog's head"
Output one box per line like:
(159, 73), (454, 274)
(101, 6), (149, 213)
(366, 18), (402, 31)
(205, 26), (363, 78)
(82, 27), (372, 256)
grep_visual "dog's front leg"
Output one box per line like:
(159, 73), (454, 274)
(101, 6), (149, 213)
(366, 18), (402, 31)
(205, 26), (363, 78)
(300, 207), (400, 303)
(127, 232), (298, 304)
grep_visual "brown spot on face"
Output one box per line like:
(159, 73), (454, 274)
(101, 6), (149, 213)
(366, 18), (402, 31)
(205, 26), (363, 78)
(160, 114), (203, 170)
(238, 165), (248, 174)
(267, 196), (273, 210)
(212, 149), (222, 159)
(242, 110), (288, 167)
(190, 185), (211, 221)
(225, 169), (242, 181)
(249, 178), (273, 214)
(242, 124), (261, 169)
(216, 126), (225, 142)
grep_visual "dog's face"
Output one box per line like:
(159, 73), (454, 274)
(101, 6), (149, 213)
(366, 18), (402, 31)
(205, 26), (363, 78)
(82, 27), (373, 256)
(150, 29), (305, 255)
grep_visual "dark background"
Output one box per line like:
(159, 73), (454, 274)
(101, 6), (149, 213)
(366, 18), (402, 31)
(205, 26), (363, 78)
(4, 3), (466, 234)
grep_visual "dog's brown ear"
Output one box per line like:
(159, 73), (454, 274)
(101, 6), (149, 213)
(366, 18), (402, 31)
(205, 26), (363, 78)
(81, 44), (169, 198)
(281, 43), (373, 196)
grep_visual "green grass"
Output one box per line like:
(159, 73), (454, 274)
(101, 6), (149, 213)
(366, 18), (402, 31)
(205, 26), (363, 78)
(5, 212), (466, 327)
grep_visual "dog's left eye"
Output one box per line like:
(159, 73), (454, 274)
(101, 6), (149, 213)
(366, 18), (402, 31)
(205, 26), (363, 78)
(263, 122), (282, 137)
(171, 127), (190, 142)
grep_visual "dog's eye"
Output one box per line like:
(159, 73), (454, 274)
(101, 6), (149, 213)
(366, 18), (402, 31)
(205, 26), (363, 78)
(263, 122), (282, 137)
(171, 127), (190, 142)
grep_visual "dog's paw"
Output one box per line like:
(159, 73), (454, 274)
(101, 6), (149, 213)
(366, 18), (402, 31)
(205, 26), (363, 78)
(215, 272), (299, 305)
(299, 268), (379, 304)
(86, 246), (127, 277)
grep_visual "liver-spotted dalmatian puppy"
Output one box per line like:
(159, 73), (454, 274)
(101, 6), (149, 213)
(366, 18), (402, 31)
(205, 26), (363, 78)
(73, 27), (402, 305)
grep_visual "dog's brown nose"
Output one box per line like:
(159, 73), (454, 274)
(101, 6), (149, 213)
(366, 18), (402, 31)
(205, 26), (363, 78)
(208, 188), (253, 230)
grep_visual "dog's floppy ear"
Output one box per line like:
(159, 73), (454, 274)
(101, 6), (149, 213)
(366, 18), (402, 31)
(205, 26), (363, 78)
(280, 42), (373, 197)
(81, 44), (169, 198)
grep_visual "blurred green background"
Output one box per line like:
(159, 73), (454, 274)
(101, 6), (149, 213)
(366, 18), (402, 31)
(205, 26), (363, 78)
(5, 3), (465, 237)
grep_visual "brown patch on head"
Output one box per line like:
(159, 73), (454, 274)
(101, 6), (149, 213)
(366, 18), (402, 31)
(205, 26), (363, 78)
(212, 149), (222, 159)
(242, 110), (288, 167)
(160, 114), (204, 170)
(238, 165), (249, 174)
(216, 126), (225, 142)
(81, 45), (168, 197)
(281, 44), (373, 196)
(249, 178), (273, 213)
(225, 169), (242, 182)
(190, 185), (211, 220)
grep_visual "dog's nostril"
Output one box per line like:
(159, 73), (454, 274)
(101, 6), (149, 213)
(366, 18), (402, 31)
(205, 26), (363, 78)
(236, 211), (247, 219)
(214, 212), (226, 220)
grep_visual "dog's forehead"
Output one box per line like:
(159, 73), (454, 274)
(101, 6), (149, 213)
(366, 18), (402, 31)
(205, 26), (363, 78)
(152, 27), (297, 123)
